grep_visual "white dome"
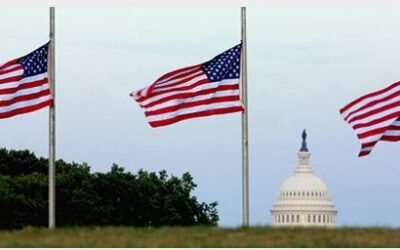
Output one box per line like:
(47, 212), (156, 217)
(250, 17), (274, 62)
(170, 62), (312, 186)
(270, 130), (337, 227)
(273, 163), (336, 209)
(280, 174), (330, 195)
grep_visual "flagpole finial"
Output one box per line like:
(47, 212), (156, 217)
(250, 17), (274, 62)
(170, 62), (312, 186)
(300, 129), (308, 152)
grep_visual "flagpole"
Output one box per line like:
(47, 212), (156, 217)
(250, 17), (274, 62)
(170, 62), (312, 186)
(240, 6), (249, 227)
(48, 6), (56, 229)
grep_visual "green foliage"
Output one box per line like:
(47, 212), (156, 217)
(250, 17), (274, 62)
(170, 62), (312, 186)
(0, 148), (218, 229)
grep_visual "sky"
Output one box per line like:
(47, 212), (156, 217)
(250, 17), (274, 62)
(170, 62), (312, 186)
(2, 1), (400, 227)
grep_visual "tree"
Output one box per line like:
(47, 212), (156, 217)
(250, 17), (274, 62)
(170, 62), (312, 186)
(0, 147), (219, 228)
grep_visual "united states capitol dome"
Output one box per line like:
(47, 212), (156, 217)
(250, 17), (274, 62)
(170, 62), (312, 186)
(270, 130), (337, 227)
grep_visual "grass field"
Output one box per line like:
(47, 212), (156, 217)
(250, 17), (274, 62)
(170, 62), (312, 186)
(0, 226), (399, 247)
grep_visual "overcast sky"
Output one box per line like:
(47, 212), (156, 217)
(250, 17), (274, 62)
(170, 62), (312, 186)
(2, 1), (400, 227)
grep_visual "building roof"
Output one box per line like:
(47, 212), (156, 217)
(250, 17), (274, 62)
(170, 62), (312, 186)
(271, 131), (337, 213)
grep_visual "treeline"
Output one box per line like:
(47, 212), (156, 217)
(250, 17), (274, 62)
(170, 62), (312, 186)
(0, 148), (218, 229)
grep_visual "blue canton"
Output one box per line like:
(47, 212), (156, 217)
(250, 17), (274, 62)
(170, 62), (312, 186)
(18, 43), (49, 78)
(203, 44), (241, 82)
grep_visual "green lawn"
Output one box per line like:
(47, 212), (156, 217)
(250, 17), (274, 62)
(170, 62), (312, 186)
(0, 226), (399, 247)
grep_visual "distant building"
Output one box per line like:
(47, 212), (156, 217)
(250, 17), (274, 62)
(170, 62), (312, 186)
(270, 130), (337, 227)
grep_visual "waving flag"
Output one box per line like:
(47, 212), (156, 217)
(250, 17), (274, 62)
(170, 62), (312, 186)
(340, 81), (400, 156)
(0, 43), (53, 119)
(131, 44), (243, 127)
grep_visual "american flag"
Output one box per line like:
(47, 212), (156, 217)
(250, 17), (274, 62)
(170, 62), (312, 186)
(0, 43), (53, 119)
(340, 81), (400, 156)
(131, 44), (243, 127)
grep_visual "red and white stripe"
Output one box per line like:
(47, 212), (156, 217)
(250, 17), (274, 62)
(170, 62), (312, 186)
(131, 64), (243, 127)
(340, 81), (400, 156)
(0, 60), (52, 119)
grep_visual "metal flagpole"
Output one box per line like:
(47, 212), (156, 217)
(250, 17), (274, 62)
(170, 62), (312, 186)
(48, 6), (56, 229)
(240, 6), (249, 227)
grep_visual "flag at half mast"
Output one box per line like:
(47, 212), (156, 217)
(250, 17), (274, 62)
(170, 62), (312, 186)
(131, 44), (243, 127)
(0, 43), (53, 119)
(340, 80), (400, 157)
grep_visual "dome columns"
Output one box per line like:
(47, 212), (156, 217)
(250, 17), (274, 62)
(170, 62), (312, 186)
(272, 211), (337, 227)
